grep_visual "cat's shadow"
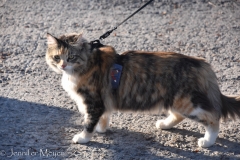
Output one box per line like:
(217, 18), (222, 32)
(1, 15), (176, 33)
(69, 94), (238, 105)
(84, 125), (240, 159)
(165, 127), (240, 151)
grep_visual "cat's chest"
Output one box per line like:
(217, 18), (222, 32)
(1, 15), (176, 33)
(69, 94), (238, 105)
(61, 73), (77, 93)
(61, 73), (86, 113)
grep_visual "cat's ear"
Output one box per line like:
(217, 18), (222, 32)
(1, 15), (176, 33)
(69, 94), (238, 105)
(76, 33), (87, 45)
(47, 33), (58, 46)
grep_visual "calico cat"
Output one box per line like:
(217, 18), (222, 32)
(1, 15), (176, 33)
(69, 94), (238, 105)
(46, 32), (240, 148)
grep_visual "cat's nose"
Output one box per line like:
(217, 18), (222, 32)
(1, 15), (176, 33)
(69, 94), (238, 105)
(61, 64), (66, 69)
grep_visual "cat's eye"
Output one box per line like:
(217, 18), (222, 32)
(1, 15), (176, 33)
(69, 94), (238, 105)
(68, 55), (75, 60)
(53, 55), (60, 60)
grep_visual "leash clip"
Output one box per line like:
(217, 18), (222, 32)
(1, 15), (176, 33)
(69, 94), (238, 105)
(99, 27), (117, 40)
(90, 39), (104, 50)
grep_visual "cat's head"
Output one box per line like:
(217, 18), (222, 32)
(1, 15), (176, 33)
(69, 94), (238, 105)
(46, 33), (91, 74)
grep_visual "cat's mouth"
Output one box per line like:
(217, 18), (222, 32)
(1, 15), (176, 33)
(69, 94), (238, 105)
(58, 65), (73, 73)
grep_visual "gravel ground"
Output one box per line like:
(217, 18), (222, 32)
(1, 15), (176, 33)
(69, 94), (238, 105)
(0, 0), (240, 159)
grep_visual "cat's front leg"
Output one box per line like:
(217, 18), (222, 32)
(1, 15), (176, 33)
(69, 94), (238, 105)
(72, 92), (105, 144)
(72, 128), (94, 144)
(96, 112), (110, 133)
(72, 110), (104, 144)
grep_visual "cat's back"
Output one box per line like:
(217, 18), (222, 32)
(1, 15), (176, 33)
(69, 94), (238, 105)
(115, 50), (216, 111)
(121, 50), (204, 60)
(119, 50), (207, 70)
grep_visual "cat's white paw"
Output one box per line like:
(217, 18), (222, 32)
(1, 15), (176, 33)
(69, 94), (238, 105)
(72, 131), (92, 144)
(198, 137), (214, 148)
(96, 123), (107, 133)
(156, 120), (172, 129)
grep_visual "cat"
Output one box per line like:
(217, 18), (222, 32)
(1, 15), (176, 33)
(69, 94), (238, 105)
(46, 32), (240, 148)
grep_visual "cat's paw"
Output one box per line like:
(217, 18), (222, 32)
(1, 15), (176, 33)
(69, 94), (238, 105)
(96, 123), (107, 133)
(198, 137), (214, 148)
(156, 120), (172, 129)
(72, 132), (92, 144)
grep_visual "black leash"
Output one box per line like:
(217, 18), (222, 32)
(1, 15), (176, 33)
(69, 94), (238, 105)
(90, 0), (154, 48)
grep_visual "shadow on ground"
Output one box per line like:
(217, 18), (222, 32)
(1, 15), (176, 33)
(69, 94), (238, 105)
(0, 97), (78, 159)
(0, 97), (239, 159)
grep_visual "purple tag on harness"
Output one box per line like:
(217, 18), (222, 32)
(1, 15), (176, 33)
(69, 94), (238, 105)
(111, 64), (123, 89)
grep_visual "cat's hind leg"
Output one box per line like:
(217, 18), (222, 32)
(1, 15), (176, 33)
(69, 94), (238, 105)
(186, 108), (220, 148)
(172, 95), (220, 147)
(96, 112), (110, 133)
(198, 122), (219, 148)
(157, 96), (194, 129)
(156, 111), (184, 129)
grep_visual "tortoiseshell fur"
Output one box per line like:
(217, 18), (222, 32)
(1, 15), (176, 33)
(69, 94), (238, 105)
(46, 33), (240, 148)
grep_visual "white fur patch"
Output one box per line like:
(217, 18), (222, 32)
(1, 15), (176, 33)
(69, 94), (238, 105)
(189, 107), (204, 116)
(61, 72), (86, 114)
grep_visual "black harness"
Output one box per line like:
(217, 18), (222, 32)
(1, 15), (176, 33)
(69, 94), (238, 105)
(89, 40), (123, 89)
(88, 0), (154, 89)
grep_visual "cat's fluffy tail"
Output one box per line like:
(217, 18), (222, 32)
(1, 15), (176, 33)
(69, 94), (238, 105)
(221, 94), (240, 120)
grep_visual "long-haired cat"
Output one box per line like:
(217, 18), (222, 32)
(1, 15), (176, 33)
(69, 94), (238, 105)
(46, 32), (240, 148)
